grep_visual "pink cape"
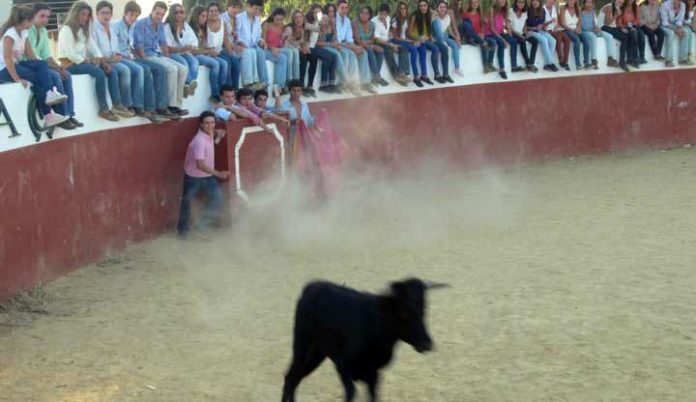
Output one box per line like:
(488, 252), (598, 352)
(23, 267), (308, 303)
(291, 108), (345, 199)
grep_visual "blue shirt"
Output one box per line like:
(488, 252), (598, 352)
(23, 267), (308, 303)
(235, 11), (262, 48)
(111, 18), (134, 57)
(92, 21), (119, 57)
(660, 1), (685, 28)
(335, 15), (354, 44)
(132, 16), (167, 57)
(280, 99), (314, 127)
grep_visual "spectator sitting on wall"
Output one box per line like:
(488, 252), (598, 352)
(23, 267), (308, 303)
(1, 5), (70, 127)
(28, 2), (82, 129)
(177, 111), (229, 239)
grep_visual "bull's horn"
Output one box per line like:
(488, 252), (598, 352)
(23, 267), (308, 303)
(424, 280), (450, 290)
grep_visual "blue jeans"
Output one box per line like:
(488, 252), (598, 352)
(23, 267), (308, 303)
(310, 47), (335, 86)
(421, 41), (441, 76)
(662, 26), (690, 62)
(0, 60), (54, 114)
(432, 18), (457, 72)
(48, 68), (74, 116)
(392, 39), (420, 76)
(485, 34), (511, 69)
(364, 46), (384, 79)
(238, 47), (259, 85)
(134, 58), (167, 110)
(280, 47), (300, 80)
(563, 30), (588, 67)
(117, 59), (145, 110)
(319, 46), (348, 85)
(195, 55), (224, 97)
(529, 31), (557, 64)
(220, 51), (241, 89)
(264, 49), (288, 88)
(66, 62), (109, 111)
(176, 175), (223, 234)
(107, 61), (132, 107)
(169, 53), (199, 83)
(460, 20), (495, 67)
(500, 33), (519, 68)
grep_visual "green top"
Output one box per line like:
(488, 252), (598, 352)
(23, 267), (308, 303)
(27, 25), (52, 61)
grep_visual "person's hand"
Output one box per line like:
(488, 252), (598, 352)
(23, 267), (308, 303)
(103, 63), (112, 74)
(373, 44), (383, 52)
(272, 47), (279, 57)
(258, 38), (266, 48)
(114, 53), (122, 62)
(594, 27), (601, 33)
(210, 49), (220, 56)
(273, 86), (281, 97)
(391, 43), (400, 51)
(354, 46), (363, 56)
(58, 67), (69, 80)
(18, 79), (30, 88)
(217, 170), (231, 180)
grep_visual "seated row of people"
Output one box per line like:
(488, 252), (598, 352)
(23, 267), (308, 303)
(2, 0), (696, 131)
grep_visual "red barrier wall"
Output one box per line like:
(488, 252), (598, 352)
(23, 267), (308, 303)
(1, 70), (695, 300)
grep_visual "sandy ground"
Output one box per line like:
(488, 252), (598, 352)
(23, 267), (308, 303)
(1, 148), (696, 402)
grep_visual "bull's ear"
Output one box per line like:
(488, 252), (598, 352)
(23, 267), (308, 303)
(423, 280), (450, 290)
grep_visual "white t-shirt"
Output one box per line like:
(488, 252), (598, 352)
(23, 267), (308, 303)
(508, 9), (528, 35)
(435, 14), (451, 36)
(206, 24), (225, 52)
(164, 22), (199, 49)
(544, 5), (559, 31)
(564, 9), (579, 30)
(371, 15), (391, 41)
(391, 18), (409, 40)
(0, 27), (28, 71)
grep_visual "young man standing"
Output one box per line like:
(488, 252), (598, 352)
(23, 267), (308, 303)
(113, 1), (178, 120)
(177, 111), (229, 238)
(132, 1), (189, 116)
(29, 2), (82, 130)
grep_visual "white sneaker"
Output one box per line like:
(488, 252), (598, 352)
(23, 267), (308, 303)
(44, 111), (70, 127)
(45, 87), (68, 106)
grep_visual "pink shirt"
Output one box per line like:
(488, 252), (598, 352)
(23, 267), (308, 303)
(184, 130), (215, 178)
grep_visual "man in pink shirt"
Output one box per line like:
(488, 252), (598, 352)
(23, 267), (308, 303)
(177, 111), (230, 237)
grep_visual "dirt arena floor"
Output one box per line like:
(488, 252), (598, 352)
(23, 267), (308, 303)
(1, 148), (695, 402)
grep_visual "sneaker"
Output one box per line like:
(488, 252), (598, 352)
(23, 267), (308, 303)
(434, 75), (445, 83)
(454, 69), (464, 77)
(169, 106), (189, 116)
(607, 57), (619, 67)
(361, 83), (377, 94)
(550, 64), (559, 72)
(443, 75), (454, 83)
(511, 66), (524, 73)
(44, 111), (70, 127)
(113, 105), (136, 118)
(378, 77), (389, 86)
(146, 112), (165, 124)
(414, 78), (424, 87)
(304, 87), (317, 97)
(56, 119), (77, 130)
(133, 107), (149, 118)
(498, 70), (508, 80)
(527, 65), (538, 73)
(421, 76), (434, 85)
(45, 87), (68, 106)
(68, 117), (84, 127)
(679, 59), (695, 66)
(157, 108), (181, 120)
(98, 109), (120, 122)
(665, 60), (675, 67)
(543, 64), (553, 72)
(639, 58), (648, 65)
(619, 63), (630, 72)
(189, 80), (198, 95)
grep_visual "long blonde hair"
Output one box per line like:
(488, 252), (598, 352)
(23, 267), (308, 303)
(64, 1), (93, 41)
(0, 5), (34, 37)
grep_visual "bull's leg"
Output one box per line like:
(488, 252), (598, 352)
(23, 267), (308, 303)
(365, 370), (379, 402)
(335, 364), (356, 402)
(282, 343), (325, 402)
